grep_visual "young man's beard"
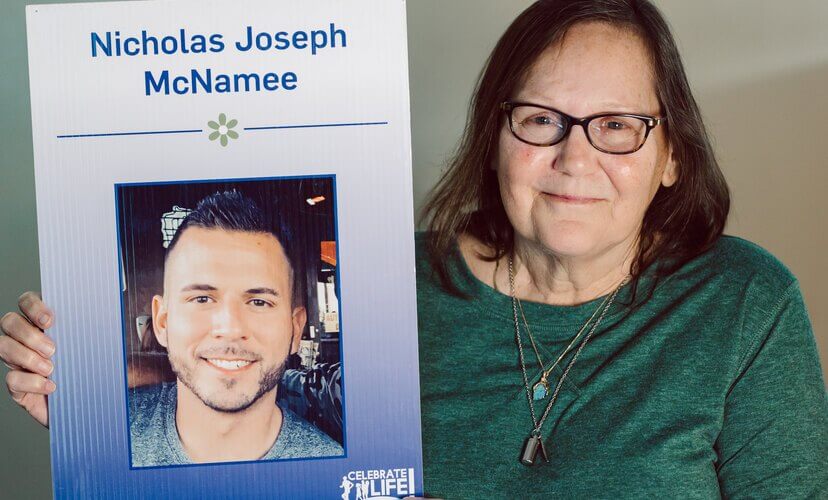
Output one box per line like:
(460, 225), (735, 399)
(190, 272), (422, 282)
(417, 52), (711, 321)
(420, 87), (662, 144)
(167, 351), (287, 413)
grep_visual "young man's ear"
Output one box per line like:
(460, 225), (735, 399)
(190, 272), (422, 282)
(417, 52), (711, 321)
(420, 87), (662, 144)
(151, 295), (169, 348)
(290, 306), (307, 355)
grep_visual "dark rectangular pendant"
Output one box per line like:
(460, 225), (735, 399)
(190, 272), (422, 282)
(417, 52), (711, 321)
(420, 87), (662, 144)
(538, 436), (549, 463)
(521, 436), (540, 466)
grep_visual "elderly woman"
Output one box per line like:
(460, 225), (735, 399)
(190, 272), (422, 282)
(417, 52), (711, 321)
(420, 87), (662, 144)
(415, 0), (826, 497)
(2, 0), (826, 497)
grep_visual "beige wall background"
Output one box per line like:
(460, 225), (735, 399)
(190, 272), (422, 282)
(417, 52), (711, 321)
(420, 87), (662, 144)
(0, 1), (825, 497)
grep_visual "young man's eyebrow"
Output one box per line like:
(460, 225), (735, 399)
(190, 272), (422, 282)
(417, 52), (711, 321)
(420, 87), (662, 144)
(245, 287), (279, 296)
(180, 284), (218, 292)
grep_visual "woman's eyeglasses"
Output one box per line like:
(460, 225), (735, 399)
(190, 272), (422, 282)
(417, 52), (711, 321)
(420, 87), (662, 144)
(501, 101), (665, 155)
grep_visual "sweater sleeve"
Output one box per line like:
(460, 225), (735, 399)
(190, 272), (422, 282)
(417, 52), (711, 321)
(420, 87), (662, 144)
(715, 281), (828, 499)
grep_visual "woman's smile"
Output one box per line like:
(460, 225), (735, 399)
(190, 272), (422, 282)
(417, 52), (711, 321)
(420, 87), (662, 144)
(542, 192), (603, 204)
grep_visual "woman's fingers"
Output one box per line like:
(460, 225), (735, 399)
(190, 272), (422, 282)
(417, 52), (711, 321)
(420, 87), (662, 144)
(0, 310), (55, 359)
(5, 370), (50, 427)
(17, 291), (53, 330)
(0, 333), (53, 377)
(0, 292), (55, 428)
(5, 369), (56, 397)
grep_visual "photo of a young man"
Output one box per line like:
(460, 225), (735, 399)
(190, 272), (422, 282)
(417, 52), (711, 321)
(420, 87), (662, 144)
(117, 179), (344, 467)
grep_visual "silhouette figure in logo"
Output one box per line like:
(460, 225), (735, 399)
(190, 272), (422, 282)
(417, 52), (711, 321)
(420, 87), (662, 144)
(340, 476), (354, 500)
(354, 480), (370, 500)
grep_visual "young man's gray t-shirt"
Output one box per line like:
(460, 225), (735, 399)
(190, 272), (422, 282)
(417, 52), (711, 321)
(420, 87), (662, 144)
(128, 382), (343, 467)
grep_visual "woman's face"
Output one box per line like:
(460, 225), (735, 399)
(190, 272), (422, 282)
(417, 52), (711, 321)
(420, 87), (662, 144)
(497, 22), (676, 261)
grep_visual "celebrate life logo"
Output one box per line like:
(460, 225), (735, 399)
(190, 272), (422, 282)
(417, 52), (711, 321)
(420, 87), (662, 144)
(339, 468), (417, 499)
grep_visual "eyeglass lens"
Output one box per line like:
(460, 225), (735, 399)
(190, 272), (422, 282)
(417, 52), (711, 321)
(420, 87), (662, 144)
(509, 105), (649, 153)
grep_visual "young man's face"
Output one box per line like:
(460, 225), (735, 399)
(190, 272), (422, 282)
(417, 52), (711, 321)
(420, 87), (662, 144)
(151, 226), (305, 413)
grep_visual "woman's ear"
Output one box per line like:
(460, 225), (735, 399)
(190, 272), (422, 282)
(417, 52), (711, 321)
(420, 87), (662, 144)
(661, 148), (678, 187)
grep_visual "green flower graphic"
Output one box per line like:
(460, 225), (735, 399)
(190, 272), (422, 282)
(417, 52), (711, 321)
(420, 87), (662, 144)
(208, 113), (239, 147)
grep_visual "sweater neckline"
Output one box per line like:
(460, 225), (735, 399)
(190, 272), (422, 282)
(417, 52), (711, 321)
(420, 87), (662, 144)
(447, 241), (659, 332)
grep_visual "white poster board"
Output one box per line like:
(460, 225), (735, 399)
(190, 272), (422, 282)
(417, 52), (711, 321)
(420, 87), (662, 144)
(26, 1), (422, 498)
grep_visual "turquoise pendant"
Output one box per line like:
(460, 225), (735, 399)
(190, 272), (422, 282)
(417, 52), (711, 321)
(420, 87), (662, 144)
(532, 380), (549, 400)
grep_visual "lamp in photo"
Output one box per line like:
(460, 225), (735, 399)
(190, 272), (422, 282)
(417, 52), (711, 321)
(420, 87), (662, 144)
(160, 205), (193, 248)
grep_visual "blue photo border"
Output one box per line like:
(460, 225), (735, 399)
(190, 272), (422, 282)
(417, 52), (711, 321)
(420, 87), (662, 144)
(113, 173), (348, 471)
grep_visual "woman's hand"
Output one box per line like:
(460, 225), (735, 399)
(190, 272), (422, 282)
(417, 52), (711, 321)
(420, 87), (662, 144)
(0, 291), (55, 427)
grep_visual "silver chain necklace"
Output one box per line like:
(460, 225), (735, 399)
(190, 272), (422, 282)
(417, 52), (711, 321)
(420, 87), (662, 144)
(517, 294), (602, 401)
(508, 255), (629, 466)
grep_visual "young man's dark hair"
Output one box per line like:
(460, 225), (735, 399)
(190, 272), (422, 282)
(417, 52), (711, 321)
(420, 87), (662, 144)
(165, 190), (300, 306)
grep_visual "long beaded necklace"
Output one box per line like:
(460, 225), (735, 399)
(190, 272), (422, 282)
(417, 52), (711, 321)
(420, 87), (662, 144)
(508, 255), (629, 466)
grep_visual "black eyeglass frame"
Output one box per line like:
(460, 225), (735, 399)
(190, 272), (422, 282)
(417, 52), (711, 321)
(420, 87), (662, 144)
(501, 101), (666, 155)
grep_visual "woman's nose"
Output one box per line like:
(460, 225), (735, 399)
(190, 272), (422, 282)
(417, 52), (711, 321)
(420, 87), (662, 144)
(554, 124), (598, 176)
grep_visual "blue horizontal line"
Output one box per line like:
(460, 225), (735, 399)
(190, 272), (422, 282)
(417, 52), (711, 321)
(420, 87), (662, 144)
(57, 129), (202, 139)
(244, 121), (388, 131)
